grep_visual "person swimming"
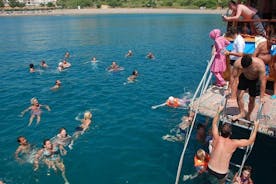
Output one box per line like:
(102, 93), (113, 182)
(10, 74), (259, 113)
(51, 128), (72, 156)
(68, 111), (93, 150)
(152, 96), (191, 109)
(51, 80), (62, 90)
(29, 63), (35, 73)
(40, 60), (48, 68)
(21, 98), (51, 126)
(34, 139), (70, 184)
(14, 136), (37, 164)
(127, 70), (139, 83)
(125, 50), (133, 57)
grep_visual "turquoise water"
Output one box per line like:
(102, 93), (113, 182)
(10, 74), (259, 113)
(0, 14), (224, 184)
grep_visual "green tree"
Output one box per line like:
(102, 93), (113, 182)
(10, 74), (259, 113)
(47, 2), (55, 7)
(0, 0), (4, 8)
(8, 0), (18, 7)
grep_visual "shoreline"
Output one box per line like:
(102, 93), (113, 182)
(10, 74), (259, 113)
(0, 8), (227, 17)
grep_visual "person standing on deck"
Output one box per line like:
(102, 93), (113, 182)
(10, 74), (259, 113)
(225, 27), (245, 100)
(222, 0), (266, 37)
(209, 29), (230, 87)
(207, 106), (259, 184)
(231, 55), (266, 121)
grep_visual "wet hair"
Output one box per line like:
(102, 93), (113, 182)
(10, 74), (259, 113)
(229, 0), (236, 5)
(84, 111), (92, 119)
(220, 123), (232, 138)
(29, 63), (34, 68)
(43, 139), (50, 146)
(243, 165), (252, 173)
(241, 55), (252, 68)
(17, 136), (24, 143)
(196, 149), (206, 161)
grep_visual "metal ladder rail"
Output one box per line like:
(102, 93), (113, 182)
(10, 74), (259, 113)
(236, 103), (264, 177)
(175, 55), (215, 184)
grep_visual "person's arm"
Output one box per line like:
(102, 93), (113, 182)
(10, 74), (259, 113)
(41, 104), (51, 111)
(14, 147), (23, 163)
(223, 5), (242, 21)
(21, 106), (31, 116)
(234, 120), (259, 147)
(33, 149), (43, 171)
(212, 106), (224, 139)
(258, 63), (266, 101)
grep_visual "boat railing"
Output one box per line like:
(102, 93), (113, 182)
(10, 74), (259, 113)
(175, 54), (215, 184)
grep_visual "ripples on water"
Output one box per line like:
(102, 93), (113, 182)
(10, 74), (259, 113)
(0, 14), (223, 184)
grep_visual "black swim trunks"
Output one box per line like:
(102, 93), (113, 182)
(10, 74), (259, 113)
(238, 73), (260, 97)
(207, 166), (228, 180)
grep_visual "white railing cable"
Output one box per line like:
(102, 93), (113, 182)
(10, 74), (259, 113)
(175, 55), (215, 184)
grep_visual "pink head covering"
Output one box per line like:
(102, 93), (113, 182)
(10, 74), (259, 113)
(209, 29), (221, 40)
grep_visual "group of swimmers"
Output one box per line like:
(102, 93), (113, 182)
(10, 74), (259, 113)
(16, 108), (93, 184)
(14, 50), (157, 183)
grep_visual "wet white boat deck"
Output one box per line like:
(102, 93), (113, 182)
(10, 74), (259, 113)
(190, 85), (276, 137)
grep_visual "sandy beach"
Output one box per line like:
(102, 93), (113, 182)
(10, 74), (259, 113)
(0, 8), (227, 16)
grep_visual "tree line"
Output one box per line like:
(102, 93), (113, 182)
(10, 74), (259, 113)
(0, 0), (234, 9)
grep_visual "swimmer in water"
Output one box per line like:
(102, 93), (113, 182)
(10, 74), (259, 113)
(162, 111), (194, 142)
(69, 111), (92, 150)
(51, 80), (62, 90)
(152, 96), (190, 109)
(125, 50), (133, 57)
(29, 63), (35, 73)
(52, 128), (72, 156)
(127, 70), (139, 83)
(21, 98), (51, 126)
(15, 136), (32, 163)
(108, 61), (120, 71)
(34, 139), (70, 184)
(146, 52), (155, 59)
(40, 60), (48, 68)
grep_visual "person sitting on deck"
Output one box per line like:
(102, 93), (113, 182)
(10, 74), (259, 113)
(207, 105), (259, 184)
(232, 165), (254, 184)
(231, 55), (266, 121)
(225, 27), (245, 100)
(222, 0), (266, 37)
(209, 29), (230, 87)
(151, 96), (190, 109)
(253, 35), (276, 97)
(183, 149), (210, 181)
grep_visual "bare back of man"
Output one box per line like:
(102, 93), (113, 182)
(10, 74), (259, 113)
(207, 106), (259, 184)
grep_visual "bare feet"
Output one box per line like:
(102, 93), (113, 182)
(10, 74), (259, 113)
(232, 113), (245, 121)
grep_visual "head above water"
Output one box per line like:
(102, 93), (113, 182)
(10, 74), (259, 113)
(84, 111), (92, 119)
(168, 96), (174, 102)
(241, 55), (252, 68)
(220, 123), (232, 138)
(196, 149), (207, 161)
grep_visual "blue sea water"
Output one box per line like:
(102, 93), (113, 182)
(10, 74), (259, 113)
(0, 14), (226, 184)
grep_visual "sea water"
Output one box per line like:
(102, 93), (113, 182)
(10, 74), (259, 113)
(0, 14), (227, 184)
